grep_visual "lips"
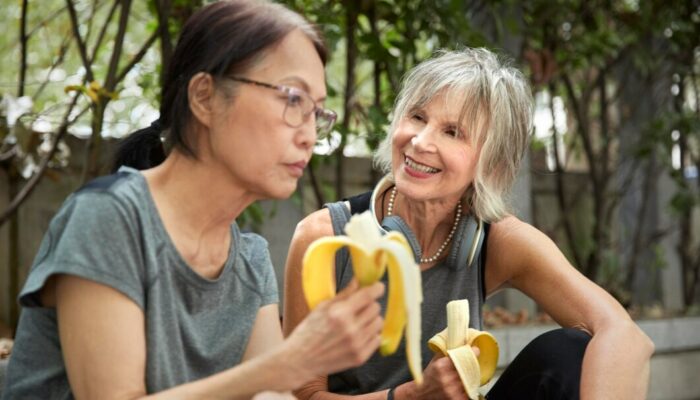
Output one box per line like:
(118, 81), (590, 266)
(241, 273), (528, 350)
(285, 160), (308, 177)
(290, 161), (308, 169)
(404, 155), (440, 174)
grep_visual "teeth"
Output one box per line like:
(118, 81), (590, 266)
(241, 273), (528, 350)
(405, 157), (439, 173)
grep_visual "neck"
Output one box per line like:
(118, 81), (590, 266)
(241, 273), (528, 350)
(142, 150), (256, 277)
(385, 186), (464, 265)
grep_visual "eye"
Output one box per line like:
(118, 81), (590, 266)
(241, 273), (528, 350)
(444, 127), (459, 137)
(287, 92), (303, 107)
(410, 112), (425, 123)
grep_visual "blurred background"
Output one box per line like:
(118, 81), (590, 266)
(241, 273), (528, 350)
(0, 0), (698, 398)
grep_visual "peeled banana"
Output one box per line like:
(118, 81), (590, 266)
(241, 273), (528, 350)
(302, 211), (424, 384)
(428, 299), (499, 400)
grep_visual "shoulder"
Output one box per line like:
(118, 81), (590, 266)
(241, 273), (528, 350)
(285, 208), (334, 270)
(292, 208), (335, 245)
(52, 180), (139, 235)
(239, 231), (270, 251)
(66, 170), (145, 220)
(485, 215), (563, 284)
(488, 215), (553, 251)
(238, 230), (273, 267)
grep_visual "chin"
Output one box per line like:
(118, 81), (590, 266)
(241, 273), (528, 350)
(266, 182), (298, 200)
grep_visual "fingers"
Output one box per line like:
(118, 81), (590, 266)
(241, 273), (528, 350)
(471, 345), (480, 358)
(354, 298), (382, 329)
(341, 282), (385, 312)
(333, 279), (360, 300)
(420, 356), (468, 399)
(353, 302), (384, 353)
(284, 280), (386, 378)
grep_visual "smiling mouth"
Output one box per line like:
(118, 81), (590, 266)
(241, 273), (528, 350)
(404, 156), (440, 174)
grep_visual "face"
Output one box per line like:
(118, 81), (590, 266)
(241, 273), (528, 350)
(391, 91), (481, 205)
(207, 29), (327, 199)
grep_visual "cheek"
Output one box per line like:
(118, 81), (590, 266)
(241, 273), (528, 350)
(391, 126), (413, 152)
(452, 147), (479, 178)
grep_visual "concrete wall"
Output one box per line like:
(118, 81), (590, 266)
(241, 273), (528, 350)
(1, 142), (697, 327)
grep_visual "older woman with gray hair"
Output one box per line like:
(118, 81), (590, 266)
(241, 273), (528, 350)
(283, 48), (653, 400)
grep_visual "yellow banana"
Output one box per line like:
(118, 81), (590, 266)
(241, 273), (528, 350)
(428, 299), (499, 400)
(302, 211), (424, 384)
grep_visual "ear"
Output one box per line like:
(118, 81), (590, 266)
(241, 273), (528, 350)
(188, 72), (216, 128)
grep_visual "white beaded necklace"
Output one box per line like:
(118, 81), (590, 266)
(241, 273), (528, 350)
(386, 186), (462, 264)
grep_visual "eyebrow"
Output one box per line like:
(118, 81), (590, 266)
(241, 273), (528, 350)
(280, 76), (327, 102)
(408, 105), (466, 131)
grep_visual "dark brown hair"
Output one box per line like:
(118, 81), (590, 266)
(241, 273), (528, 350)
(113, 0), (326, 171)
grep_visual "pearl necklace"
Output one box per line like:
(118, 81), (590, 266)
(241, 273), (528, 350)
(386, 187), (462, 264)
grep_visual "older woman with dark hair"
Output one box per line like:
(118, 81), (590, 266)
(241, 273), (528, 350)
(283, 48), (654, 399)
(2, 1), (385, 399)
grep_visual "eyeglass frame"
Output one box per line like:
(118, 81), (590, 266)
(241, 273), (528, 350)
(225, 76), (337, 139)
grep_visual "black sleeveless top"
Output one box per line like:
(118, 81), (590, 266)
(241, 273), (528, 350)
(324, 190), (490, 394)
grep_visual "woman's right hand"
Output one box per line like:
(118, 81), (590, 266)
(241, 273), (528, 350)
(281, 281), (385, 384)
(398, 355), (470, 400)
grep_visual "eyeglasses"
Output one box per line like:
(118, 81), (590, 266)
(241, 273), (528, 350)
(226, 76), (337, 139)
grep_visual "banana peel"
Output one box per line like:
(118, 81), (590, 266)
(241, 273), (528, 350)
(428, 300), (499, 399)
(302, 211), (424, 384)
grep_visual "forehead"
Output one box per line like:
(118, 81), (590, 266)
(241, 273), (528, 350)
(250, 29), (326, 97)
(410, 86), (488, 141)
(411, 88), (469, 122)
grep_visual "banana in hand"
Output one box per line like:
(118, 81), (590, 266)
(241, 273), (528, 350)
(428, 299), (499, 399)
(302, 211), (424, 384)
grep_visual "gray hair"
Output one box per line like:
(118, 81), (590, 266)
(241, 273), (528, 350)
(373, 48), (533, 222)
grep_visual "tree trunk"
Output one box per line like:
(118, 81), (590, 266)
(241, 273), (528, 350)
(8, 170), (20, 332)
(336, 0), (358, 201)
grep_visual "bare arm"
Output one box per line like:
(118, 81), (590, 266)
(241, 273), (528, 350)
(241, 304), (285, 362)
(56, 275), (306, 400)
(55, 271), (385, 400)
(485, 217), (654, 400)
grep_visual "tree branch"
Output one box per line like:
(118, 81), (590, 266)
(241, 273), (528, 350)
(562, 73), (599, 187)
(115, 29), (158, 84)
(33, 36), (72, 100)
(0, 96), (86, 227)
(89, 0), (120, 64)
(549, 82), (585, 269)
(26, 5), (67, 38)
(105, 0), (132, 90)
(154, 0), (173, 86)
(66, 0), (95, 82)
(307, 162), (325, 209)
(18, 0), (29, 97)
(625, 157), (657, 289)
(336, 0), (358, 201)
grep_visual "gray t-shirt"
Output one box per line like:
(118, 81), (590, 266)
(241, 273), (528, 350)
(2, 167), (278, 399)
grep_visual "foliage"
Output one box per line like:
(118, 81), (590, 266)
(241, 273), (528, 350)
(1, 0), (699, 332)
(515, 0), (700, 308)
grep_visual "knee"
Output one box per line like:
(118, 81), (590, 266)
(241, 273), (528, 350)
(536, 328), (591, 351)
(486, 329), (592, 399)
(525, 328), (591, 367)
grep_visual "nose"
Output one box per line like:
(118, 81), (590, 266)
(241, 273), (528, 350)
(410, 125), (438, 152)
(295, 114), (317, 150)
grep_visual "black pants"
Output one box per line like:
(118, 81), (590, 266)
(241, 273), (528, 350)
(486, 328), (591, 400)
